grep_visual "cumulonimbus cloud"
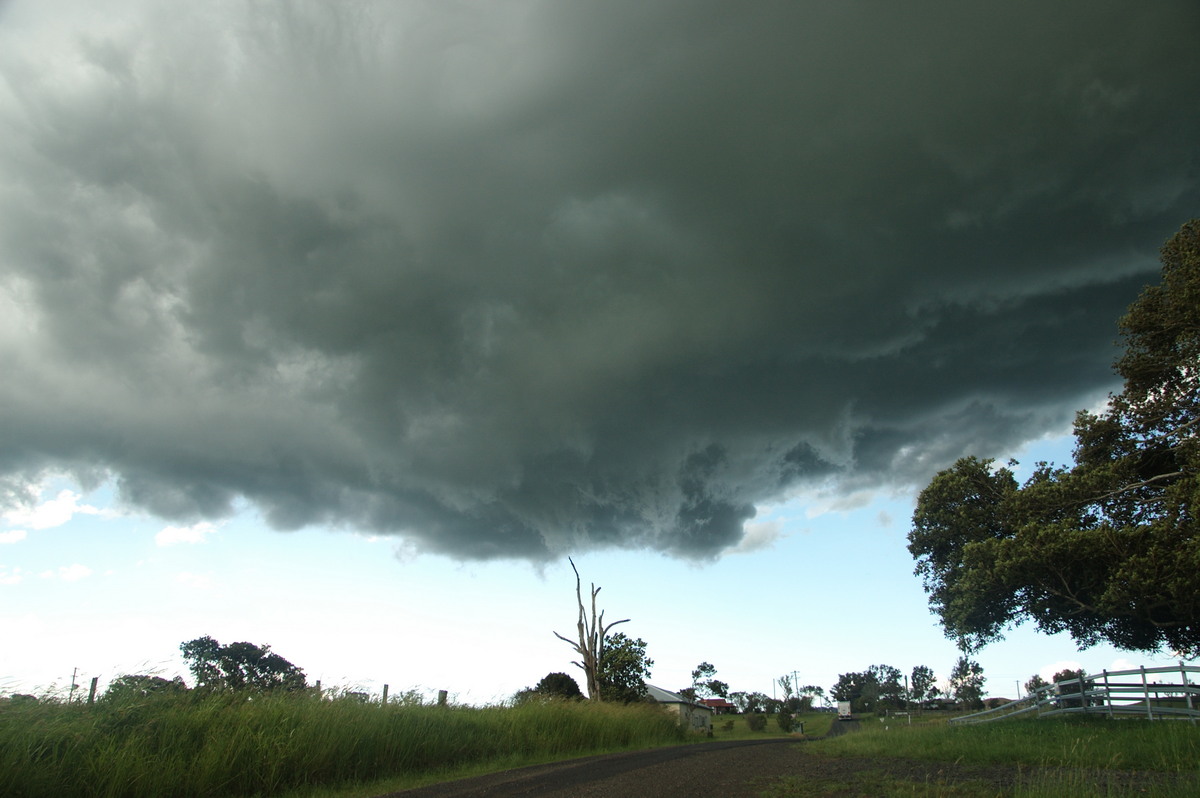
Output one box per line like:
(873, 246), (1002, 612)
(0, 1), (1197, 560)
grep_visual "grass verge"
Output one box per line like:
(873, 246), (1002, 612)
(759, 715), (1200, 797)
(0, 692), (687, 798)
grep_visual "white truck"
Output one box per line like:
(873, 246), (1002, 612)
(837, 701), (853, 721)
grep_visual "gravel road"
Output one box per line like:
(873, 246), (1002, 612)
(375, 722), (1197, 796)
(377, 739), (812, 798)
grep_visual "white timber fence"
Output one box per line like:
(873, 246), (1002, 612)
(949, 664), (1200, 725)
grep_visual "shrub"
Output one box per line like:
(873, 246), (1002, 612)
(776, 713), (793, 732)
(746, 713), (767, 731)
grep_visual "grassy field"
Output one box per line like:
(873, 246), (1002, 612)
(708, 710), (835, 740)
(9, 692), (1195, 798)
(761, 713), (1200, 797)
(0, 691), (686, 798)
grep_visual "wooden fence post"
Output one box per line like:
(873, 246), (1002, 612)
(1102, 670), (1112, 719)
(437, 690), (448, 706)
(1181, 662), (1194, 716)
(382, 684), (389, 705)
(1141, 666), (1153, 720)
(87, 676), (98, 705)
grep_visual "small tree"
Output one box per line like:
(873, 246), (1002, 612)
(513, 671), (584, 703)
(831, 665), (903, 714)
(796, 684), (825, 712)
(1051, 668), (1092, 708)
(553, 559), (629, 701)
(180, 635), (306, 693)
(1025, 673), (1049, 701)
(910, 665), (936, 712)
(101, 674), (188, 702)
(949, 656), (985, 710)
(534, 672), (584, 700)
(598, 632), (653, 703)
(686, 662), (729, 700)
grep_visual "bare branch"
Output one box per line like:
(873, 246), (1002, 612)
(551, 558), (630, 701)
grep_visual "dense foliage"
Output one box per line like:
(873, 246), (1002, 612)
(949, 656), (985, 709)
(180, 635), (307, 692)
(598, 632), (653, 703)
(513, 672), (584, 703)
(830, 664), (906, 714)
(909, 219), (1200, 655)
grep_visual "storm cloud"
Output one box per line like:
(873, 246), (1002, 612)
(1, 1), (1197, 560)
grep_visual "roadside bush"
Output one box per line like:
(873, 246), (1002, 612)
(746, 713), (767, 731)
(776, 713), (793, 732)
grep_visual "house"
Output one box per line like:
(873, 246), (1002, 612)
(699, 697), (736, 714)
(646, 685), (713, 734)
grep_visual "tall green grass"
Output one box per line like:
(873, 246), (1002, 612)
(0, 692), (685, 798)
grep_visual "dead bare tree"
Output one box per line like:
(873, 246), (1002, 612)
(553, 558), (629, 701)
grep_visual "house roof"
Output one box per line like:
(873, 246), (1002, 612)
(699, 698), (735, 708)
(645, 685), (710, 710)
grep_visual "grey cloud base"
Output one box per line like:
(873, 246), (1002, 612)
(1, 1), (1197, 560)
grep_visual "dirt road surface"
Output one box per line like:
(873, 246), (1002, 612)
(376, 732), (1197, 797)
(378, 739), (813, 798)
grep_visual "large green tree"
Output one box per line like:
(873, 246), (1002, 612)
(180, 635), (307, 693)
(598, 632), (653, 703)
(909, 220), (1200, 656)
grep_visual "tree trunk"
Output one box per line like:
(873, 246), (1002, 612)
(553, 558), (629, 700)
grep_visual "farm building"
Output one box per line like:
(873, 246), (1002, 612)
(699, 697), (736, 714)
(646, 685), (713, 733)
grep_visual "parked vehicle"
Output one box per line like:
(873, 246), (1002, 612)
(837, 701), (853, 721)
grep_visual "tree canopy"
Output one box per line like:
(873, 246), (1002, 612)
(910, 665), (937, 707)
(101, 674), (188, 702)
(513, 671), (584, 703)
(679, 661), (728, 701)
(949, 656), (985, 710)
(180, 635), (307, 693)
(830, 664), (905, 714)
(597, 632), (653, 703)
(908, 219), (1200, 656)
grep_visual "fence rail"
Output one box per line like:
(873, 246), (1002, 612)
(950, 664), (1200, 725)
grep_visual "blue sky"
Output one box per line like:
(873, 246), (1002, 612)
(2, 431), (1182, 706)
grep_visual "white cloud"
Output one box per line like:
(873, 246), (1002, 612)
(3, 489), (104, 530)
(39, 564), (93, 582)
(0, 529), (28, 544)
(155, 521), (217, 546)
(1039, 660), (1084, 682)
(0, 566), (25, 585)
(723, 520), (785, 555)
(174, 571), (214, 590)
